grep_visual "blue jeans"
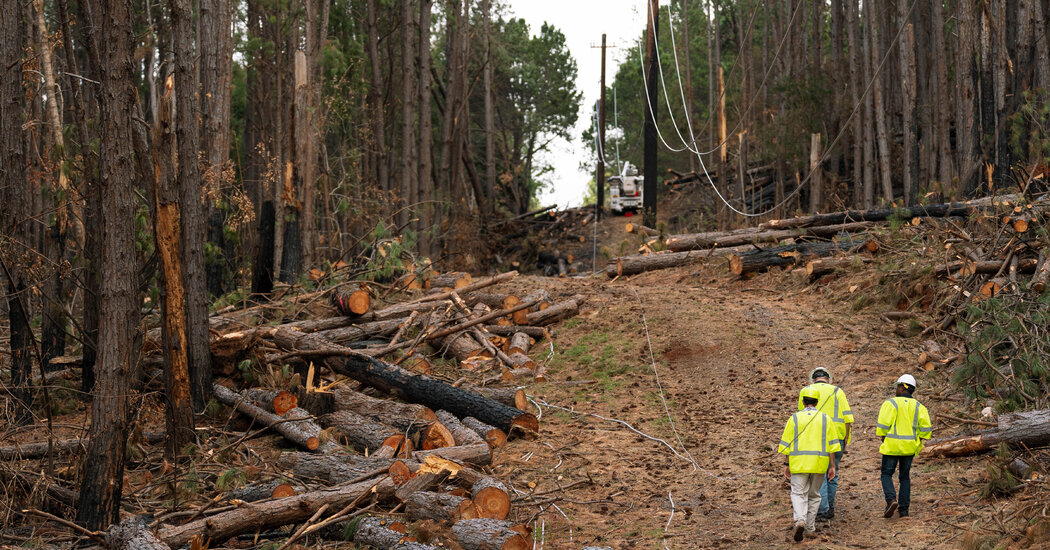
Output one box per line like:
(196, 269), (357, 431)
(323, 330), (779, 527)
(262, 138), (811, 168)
(880, 454), (914, 513)
(818, 450), (843, 514)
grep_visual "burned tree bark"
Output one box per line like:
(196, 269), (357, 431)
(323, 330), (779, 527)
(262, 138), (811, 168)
(271, 328), (538, 433)
(77, 0), (140, 529)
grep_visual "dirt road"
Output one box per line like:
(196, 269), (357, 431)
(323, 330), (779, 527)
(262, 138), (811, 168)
(496, 271), (989, 549)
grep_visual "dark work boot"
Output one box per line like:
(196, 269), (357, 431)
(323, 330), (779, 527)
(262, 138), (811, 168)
(898, 509), (909, 518)
(884, 500), (898, 518)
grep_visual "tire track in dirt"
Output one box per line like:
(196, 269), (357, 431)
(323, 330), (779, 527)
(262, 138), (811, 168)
(500, 275), (984, 549)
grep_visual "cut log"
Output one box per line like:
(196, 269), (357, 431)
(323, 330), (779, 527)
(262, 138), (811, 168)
(277, 452), (396, 484)
(483, 325), (549, 340)
(350, 298), (452, 323)
(501, 367), (534, 382)
(431, 272), (473, 289)
(625, 222), (660, 236)
(426, 298), (541, 341)
(394, 465), (449, 502)
(106, 517), (170, 550)
(212, 384), (326, 452)
(506, 352), (535, 370)
(322, 409), (413, 456)
(0, 438), (87, 460)
(1034, 252), (1050, 293)
(406, 491), (478, 523)
(960, 258), (1038, 277)
(438, 331), (490, 366)
(471, 477), (511, 520)
(759, 195), (1021, 230)
(437, 410), (485, 446)
(452, 518), (528, 550)
(466, 292), (521, 310)
(413, 271), (519, 304)
(270, 328), (539, 434)
(924, 409), (1050, 458)
(332, 286), (372, 316)
(979, 277), (1007, 298)
(354, 516), (411, 548)
(414, 443), (492, 466)
(158, 475), (395, 548)
(729, 240), (860, 276)
(666, 221), (874, 251)
(226, 480), (297, 502)
(332, 385), (438, 425)
(507, 332), (531, 355)
(241, 388), (299, 416)
(806, 256), (871, 278)
(608, 250), (713, 277)
(459, 385), (527, 410)
(525, 295), (584, 326)
(312, 318), (402, 345)
(462, 417), (508, 448)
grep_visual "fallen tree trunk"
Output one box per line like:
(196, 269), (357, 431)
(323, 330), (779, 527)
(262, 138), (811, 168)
(107, 517), (170, 550)
(607, 250), (715, 277)
(458, 385), (527, 410)
(462, 416), (508, 448)
(212, 384), (328, 452)
(431, 272), (473, 289)
(437, 410), (485, 446)
(452, 518), (528, 550)
(353, 516), (411, 548)
(806, 256), (872, 278)
(483, 325), (549, 340)
(322, 409), (415, 455)
(729, 240), (860, 276)
(412, 271), (519, 304)
(406, 491), (478, 523)
(277, 452), (397, 483)
(760, 194), (1022, 230)
(666, 221), (874, 251)
(924, 409), (1050, 458)
(270, 328), (538, 434)
(331, 385), (438, 425)
(158, 474), (395, 548)
(525, 295), (584, 326)
(507, 332), (531, 356)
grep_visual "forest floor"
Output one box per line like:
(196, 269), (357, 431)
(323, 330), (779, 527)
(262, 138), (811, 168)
(486, 214), (1049, 549)
(5, 210), (1050, 549)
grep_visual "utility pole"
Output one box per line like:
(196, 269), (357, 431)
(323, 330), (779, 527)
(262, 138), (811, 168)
(597, 33), (606, 221)
(643, 0), (659, 227)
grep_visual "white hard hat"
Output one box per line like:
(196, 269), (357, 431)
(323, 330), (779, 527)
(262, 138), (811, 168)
(810, 367), (832, 383)
(896, 374), (917, 388)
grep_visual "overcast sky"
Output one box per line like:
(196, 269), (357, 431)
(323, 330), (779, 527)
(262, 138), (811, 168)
(506, 1), (648, 209)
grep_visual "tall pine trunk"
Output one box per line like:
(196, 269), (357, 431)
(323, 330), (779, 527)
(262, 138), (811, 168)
(170, 0), (212, 410)
(200, 0), (233, 297)
(77, 0), (138, 529)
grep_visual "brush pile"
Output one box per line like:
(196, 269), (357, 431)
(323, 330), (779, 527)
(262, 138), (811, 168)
(491, 206), (599, 276)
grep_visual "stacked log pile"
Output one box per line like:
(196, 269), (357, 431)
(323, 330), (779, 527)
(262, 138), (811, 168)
(606, 194), (1036, 278)
(8, 270), (583, 550)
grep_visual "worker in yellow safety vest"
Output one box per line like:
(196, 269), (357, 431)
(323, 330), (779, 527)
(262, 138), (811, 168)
(798, 367), (853, 522)
(876, 374), (932, 518)
(779, 386), (840, 542)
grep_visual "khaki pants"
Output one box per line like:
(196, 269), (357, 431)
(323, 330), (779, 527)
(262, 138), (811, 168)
(790, 472), (825, 532)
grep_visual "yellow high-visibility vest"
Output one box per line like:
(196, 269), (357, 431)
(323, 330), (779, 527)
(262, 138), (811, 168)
(875, 396), (932, 456)
(778, 409), (841, 474)
(798, 382), (854, 447)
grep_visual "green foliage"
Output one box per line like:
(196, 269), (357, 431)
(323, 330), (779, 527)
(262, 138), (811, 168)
(979, 445), (1024, 499)
(1007, 88), (1050, 166)
(953, 293), (1050, 411)
(215, 468), (247, 492)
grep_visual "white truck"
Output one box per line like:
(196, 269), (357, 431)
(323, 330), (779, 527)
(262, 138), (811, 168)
(608, 162), (643, 215)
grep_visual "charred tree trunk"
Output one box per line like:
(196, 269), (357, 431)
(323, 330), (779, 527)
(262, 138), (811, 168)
(77, 0), (139, 529)
(1, 4), (32, 423)
(200, 0), (233, 297)
(271, 328), (538, 433)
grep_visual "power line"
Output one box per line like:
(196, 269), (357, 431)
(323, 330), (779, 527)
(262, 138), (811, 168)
(644, 0), (920, 217)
